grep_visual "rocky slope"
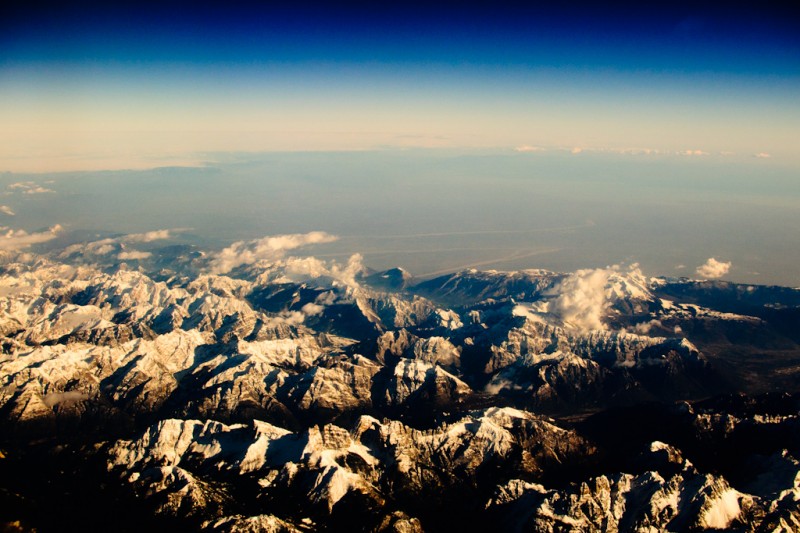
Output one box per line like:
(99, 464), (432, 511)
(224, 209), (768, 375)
(1, 242), (799, 531)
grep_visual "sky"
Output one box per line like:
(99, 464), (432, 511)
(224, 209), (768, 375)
(1, 2), (799, 170)
(0, 3), (799, 286)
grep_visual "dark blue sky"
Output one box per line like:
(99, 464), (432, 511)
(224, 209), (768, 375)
(2, 2), (798, 172)
(1, 2), (799, 284)
(3, 2), (799, 74)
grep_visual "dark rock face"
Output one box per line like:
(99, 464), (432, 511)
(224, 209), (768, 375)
(1, 255), (799, 531)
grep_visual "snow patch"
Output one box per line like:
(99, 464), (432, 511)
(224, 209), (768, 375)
(701, 488), (742, 529)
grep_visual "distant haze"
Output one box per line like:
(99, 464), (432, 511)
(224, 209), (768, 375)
(1, 150), (798, 286)
(1, 5), (797, 285)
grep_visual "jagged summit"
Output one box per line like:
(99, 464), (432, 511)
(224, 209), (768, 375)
(363, 267), (414, 292)
(1, 241), (799, 531)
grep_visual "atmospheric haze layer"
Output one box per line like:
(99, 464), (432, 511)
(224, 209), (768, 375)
(0, 150), (798, 287)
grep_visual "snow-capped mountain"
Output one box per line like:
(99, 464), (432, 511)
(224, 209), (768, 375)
(1, 242), (799, 531)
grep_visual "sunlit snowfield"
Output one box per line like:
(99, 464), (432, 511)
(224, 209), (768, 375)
(2, 149), (798, 286)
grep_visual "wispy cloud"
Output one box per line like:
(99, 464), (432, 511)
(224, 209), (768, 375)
(514, 145), (546, 153)
(696, 258), (731, 279)
(0, 206), (15, 216)
(60, 228), (176, 257)
(613, 148), (661, 156)
(43, 391), (89, 408)
(513, 145), (745, 158)
(8, 181), (55, 194)
(754, 152), (771, 159)
(118, 250), (152, 260)
(124, 230), (172, 243)
(23, 186), (56, 195)
(0, 224), (62, 251)
(208, 231), (338, 274)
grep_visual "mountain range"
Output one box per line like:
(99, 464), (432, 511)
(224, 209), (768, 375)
(1, 241), (798, 531)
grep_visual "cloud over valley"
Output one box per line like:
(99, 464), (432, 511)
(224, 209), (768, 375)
(208, 231), (339, 274)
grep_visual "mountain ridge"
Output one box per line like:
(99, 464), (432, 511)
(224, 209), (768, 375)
(1, 245), (799, 531)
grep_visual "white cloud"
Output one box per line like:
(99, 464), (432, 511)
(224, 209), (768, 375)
(300, 303), (325, 316)
(280, 256), (332, 280)
(279, 311), (307, 326)
(0, 205), (15, 216)
(544, 267), (615, 331)
(754, 152), (771, 159)
(208, 231), (338, 274)
(514, 145), (546, 153)
(315, 291), (337, 305)
(125, 229), (171, 242)
(696, 258), (731, 279)
(61, 238), (116, 256)
(118, 250), (152, 260)
(272, 254), (366, 290)
(8, 181), (56, 195)
(613, 147), (660, 156)
(23, 186), (55, 195)
(517, 145), (665, 156)
(678, 149), (709, 156)
(633, 319), (663, 335)
(93, 244), (116, 255)
(0, 224), (62, 251)
(484, 377), (521, 395)
(60, 228), (176, 257)
(329, 253), (365, 288)
(540, 264), (650, 332)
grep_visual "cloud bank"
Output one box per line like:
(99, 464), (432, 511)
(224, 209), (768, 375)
(118, 250), (152, 260)
(209, 231), (338, 274)
(23, 186), (56, 195)
(125, 230), (172, 243)
(8, 181), (55, 195)
(0, 224), (62, 251)
(696, 258), (731, 279)
(61, 229), (175, 257)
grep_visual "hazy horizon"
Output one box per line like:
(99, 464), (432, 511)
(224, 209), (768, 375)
(1, 3), (798, 285)
(1, 148), (798, 287)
